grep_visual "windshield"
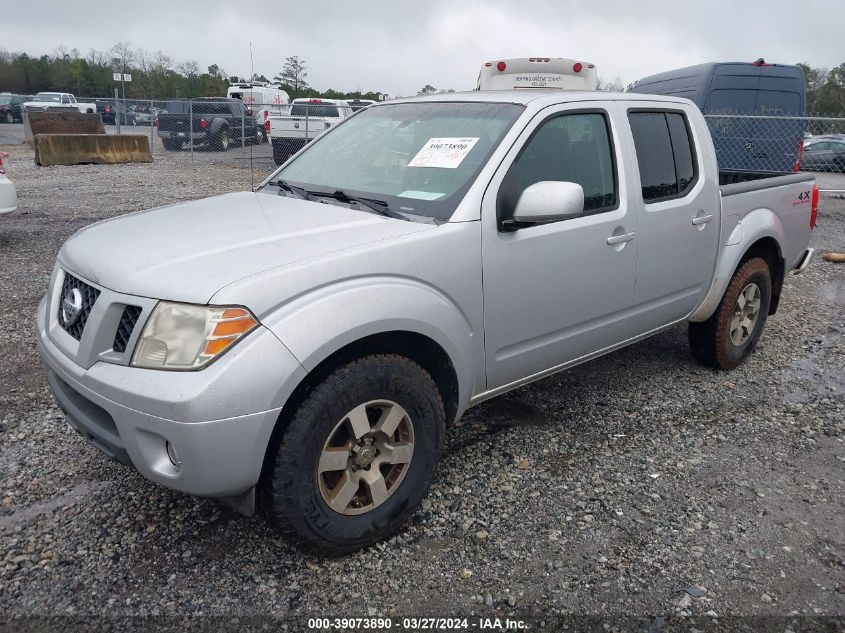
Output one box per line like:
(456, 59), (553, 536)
(267, 101), (523, 220)
(33, 94), (61, 102)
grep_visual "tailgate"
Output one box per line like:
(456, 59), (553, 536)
(157, 113), (192, 133)
(270, 116), (324, 139)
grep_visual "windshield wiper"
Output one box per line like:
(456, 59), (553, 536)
(313, 190), (410, 221)
(274, 179), (318, 202)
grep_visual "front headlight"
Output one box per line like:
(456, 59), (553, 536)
(131, 302), (258, 370)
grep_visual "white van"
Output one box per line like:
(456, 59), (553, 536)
(476, 58), (598, 91)
(226, 82), (290, 142)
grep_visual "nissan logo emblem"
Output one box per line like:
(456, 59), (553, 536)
(61, 288), (83, 326)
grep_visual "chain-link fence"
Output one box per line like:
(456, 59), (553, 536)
(7, 97), (845, 193)
(703, 113), (845, 192)
(77, 97), (361, 187)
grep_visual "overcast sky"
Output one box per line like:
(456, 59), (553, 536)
(3, 0), (843, 96)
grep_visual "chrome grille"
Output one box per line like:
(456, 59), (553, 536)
(112, 305), (142, 353)
(58, 273), (100, 340)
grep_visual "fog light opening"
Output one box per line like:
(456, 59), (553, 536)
(165, 441), (182, 470)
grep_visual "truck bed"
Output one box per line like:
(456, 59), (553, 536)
(718, 170), (806, 186)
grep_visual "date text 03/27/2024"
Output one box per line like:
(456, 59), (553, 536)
(307, 617), (527, 630)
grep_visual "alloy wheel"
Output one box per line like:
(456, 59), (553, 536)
(730, 282), (761, 346)
(317, 400), (415, 516)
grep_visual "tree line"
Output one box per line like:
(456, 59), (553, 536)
(0, 47), (385, 102)
(797, 62), (845, 115)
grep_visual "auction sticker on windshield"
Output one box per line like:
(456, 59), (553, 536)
(408, 137), (479, 169)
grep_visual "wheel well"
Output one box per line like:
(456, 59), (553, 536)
(740, 237), (784, 315)
(259, 332), (459, 490)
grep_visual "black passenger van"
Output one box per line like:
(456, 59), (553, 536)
(630, 60), (806, 175)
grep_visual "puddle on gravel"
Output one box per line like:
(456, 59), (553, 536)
(447, 396), (550, 453)
(817, 279), (845, 307)
(0, 481), (110, 531)
(781, 279), (844, 403)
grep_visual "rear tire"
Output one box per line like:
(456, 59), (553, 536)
(213, 127), (230, 151)
(688, 257), (772, 370)
(262, 354), (445, 555)
(161, 139), (182, 151)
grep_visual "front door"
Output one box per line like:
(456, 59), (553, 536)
(482, 105), (638, 390)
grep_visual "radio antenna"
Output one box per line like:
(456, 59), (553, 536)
(249, 41), (255, 189)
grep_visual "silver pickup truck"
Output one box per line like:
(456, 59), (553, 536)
(37, 91), (817, 554)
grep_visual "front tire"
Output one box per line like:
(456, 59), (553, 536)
(263, 354), (445, 555)
(3, 111), (13, 124)
(689, 257), (772, 370)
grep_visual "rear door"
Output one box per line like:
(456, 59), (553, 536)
(482, 103), (638, 389)
(624, 103), (719, 334)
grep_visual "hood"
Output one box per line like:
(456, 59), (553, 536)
(59, 191), (436, 304)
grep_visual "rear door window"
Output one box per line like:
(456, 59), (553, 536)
(629, 111), (698, 203)
(755, 90), (802, 115)
(805, 142), (829, 152)
(628, 113), (677, 201)
(704, 89), (757, 114)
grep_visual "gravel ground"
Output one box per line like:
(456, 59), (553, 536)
(0, 144), (843, 631)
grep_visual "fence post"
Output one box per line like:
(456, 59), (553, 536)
(189, 100), (193, 162)
(114, 88), (121, 135)
(150, 99), (154, 148)
(241, 102), (245, 150)
(305, 104), (309, 152)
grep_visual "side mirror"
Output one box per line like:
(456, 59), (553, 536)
(511, 181), (584, 225)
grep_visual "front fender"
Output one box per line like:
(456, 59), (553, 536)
(689, 207), (785, 322)
(259, 276), (479, 411)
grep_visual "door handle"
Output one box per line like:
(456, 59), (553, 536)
(692, 214), (714, 226)
(606, 232), (636, 245)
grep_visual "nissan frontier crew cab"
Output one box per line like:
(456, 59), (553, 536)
(37, 91), (817, 555)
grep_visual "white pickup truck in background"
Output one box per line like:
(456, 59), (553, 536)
(269, 97), (353, 164)
(22, 92), (97, 114)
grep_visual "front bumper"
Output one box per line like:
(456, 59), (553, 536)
(36, 292), (307, 498)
